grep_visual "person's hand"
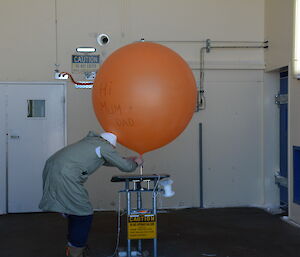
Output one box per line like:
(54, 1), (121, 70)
(125, 156), (144, 166)
(125, 156), (136, 162)
(134, 156), (144, 166)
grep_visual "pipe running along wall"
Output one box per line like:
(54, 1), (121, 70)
(146, 39), (267, 111)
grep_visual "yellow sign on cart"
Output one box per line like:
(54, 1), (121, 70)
(128, 214), (157, 239)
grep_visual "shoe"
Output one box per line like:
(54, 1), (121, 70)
(66, 246), (85, 257)
(83, 245), (90, 257)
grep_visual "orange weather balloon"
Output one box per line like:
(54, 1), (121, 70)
(92, 42), (197, 154)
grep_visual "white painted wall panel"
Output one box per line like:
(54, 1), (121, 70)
(263, 72), (280, 208)
(200, 71), (264, 207)
(0, 86), (6, 214)
(128, 0), (264, 42)
(202, 83), (262, 206)
(265, 0), (293, 71)
(0, 0), (269, 211)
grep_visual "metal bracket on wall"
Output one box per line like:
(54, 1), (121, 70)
(84, 72), (96, 80)
(205, 39), (211, 53)
(54, 71), (69, 80)
(275, 171), (288, 188)
(275, 94), (288, 106)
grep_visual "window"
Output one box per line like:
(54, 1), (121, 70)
(27, 100), (45, 118)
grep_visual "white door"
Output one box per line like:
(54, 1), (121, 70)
(1, 83), (65, 213)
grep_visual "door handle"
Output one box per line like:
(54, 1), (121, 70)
(10, 135), (20, 139)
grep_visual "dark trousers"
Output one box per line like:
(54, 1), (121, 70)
(67, 214), (93, 247)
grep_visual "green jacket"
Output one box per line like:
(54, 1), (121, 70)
(39, 131), (137, 215)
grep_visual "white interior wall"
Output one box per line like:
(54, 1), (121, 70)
(0, 0), (56, 81)
(0, 0), (273, 211)
(127, 0), (264, 41)
(197, 70), (264, 208)
(264, 0), (294, 71)
(85, 0), (268, 210)
(0, 87), (6, 214)
(265, 0), (300, 224)
(88, 67), (274, 210)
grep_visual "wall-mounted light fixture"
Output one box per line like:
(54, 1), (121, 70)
(76, 47), (96, 53)
(294, 0), (300, 78)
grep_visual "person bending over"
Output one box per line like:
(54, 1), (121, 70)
(39, 131), (143, 257)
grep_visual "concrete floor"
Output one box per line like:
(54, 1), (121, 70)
(1, 208), (300, 257)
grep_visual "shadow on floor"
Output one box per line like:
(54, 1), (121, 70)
(1, 207), (300, 257)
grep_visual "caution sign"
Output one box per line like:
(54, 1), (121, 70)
(71, 55), (100, 73)
(128, 214), (157, 240)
